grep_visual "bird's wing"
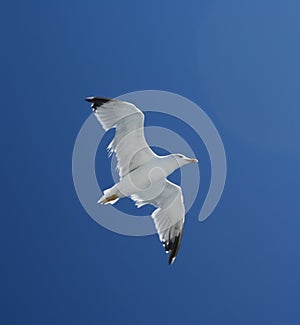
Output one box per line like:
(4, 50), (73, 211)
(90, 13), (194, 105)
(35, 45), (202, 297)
(131, 179), (185, 265)
(86, 97), (157, 178)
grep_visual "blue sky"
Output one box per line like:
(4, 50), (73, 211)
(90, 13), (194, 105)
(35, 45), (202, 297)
(1, 0), (300, 324)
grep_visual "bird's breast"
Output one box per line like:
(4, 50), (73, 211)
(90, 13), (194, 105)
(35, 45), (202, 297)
(118, 160), (169, 195)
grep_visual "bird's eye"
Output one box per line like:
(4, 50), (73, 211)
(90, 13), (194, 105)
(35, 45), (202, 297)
(177, 154), (183, 158)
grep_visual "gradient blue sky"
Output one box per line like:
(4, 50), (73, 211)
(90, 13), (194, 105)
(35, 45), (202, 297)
(1, 0), (300, 324)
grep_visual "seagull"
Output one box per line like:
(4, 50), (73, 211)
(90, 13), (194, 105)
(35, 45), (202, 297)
(86, 96), (198, 264)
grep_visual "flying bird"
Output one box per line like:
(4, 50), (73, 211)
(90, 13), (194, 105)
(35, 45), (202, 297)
(86, 96), (198, 264)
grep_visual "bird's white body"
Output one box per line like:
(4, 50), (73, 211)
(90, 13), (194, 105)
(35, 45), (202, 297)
(100, 155), (187, 202)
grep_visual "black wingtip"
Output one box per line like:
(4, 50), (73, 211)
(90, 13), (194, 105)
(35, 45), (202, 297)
(167, 233), (183, 265)
(85, 96), (114, 112)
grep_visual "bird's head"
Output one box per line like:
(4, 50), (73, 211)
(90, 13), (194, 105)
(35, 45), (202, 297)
(172, 153), (198, 167)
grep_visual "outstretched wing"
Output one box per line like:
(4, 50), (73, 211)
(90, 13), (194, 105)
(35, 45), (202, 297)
(131, 179), (185, 265)
(86, 97), (156, 178)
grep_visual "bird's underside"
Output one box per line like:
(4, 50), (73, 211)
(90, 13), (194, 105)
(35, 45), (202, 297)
(86, 96), (194, 265)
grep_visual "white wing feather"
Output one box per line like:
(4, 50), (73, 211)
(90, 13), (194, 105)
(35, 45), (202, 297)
(87, 97), (156, 178)
(131, 179), (185, 264)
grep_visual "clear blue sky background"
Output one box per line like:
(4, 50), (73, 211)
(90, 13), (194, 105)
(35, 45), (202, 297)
(1, 0), (300, 324)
